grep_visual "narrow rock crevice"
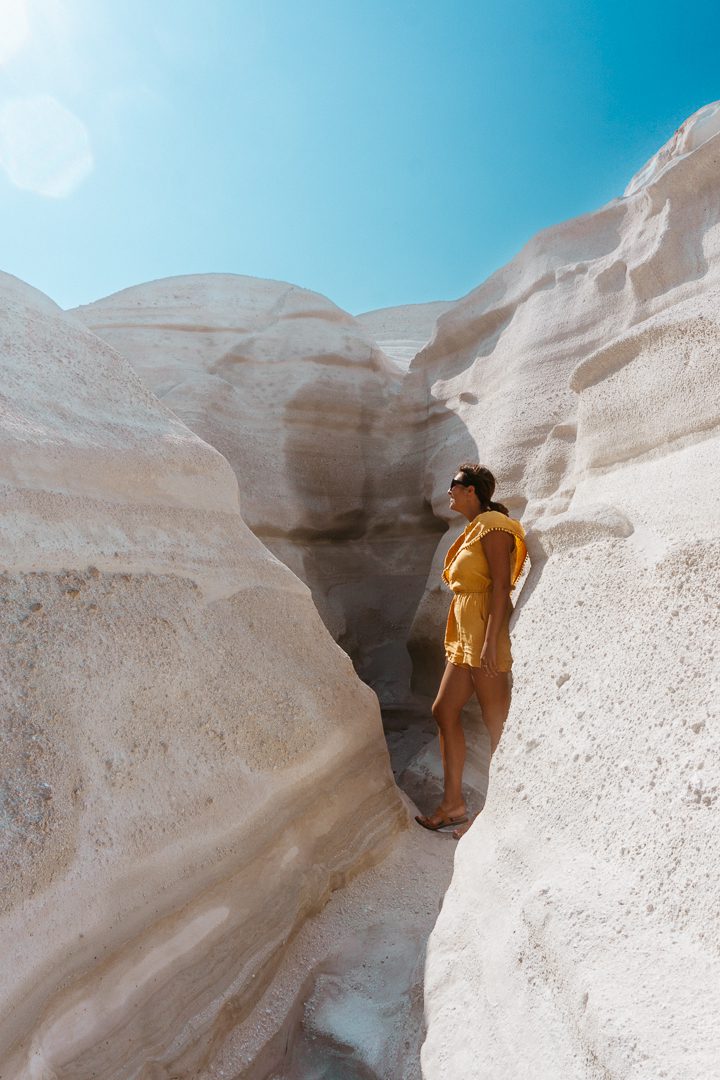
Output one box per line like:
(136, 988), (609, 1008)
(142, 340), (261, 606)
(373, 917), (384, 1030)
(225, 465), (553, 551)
(3, 102), (719, 1080)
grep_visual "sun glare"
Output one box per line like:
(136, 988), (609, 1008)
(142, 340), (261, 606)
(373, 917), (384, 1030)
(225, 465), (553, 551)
(0, 94), (93, 197)
(0, 0), (30, 65)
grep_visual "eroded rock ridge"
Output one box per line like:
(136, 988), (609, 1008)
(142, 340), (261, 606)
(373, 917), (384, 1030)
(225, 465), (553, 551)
(2, 101), (719, 1079)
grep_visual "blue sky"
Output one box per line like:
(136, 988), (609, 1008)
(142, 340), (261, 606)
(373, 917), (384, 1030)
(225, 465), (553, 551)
(1, 0), (718, 313)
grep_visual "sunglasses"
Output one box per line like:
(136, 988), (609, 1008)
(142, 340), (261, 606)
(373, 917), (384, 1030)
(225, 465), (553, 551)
(449, 475), (474, 490)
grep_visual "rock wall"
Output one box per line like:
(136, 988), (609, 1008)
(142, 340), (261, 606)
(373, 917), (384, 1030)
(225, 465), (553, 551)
(4, 98), (719, 1080)
(0, 273), (405, 1078)
(72, 277), (445, 724)
(356, 300), (454, 368)
(421, 103), (720, 1078)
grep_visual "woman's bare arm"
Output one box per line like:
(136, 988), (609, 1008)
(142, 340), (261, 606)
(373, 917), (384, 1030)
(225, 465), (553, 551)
(479, 530), (514, 675)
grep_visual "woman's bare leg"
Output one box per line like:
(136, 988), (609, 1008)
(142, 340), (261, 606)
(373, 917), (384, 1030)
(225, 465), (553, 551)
(416, 661), (474, 827)
(471, 667), (511, 754)
(452, 668), (512, 838)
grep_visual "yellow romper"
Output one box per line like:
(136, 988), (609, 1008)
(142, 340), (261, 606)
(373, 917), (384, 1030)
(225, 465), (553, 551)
(443, 510), (528, 671)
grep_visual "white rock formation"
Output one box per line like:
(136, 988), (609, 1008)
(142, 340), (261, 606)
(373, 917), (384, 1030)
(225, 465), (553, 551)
(71, 277), (445, 722)
(420, 103), (720, 1078)
(356, 300), (453, 368)
(4, 98), (720, 1080)
(624, 98), (720, 196)
(192, 813), (455, 1080)
(0, 273), (405, 1078)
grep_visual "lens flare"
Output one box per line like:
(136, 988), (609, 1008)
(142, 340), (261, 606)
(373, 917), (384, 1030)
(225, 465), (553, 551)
(0, 94), (94, 198)
(0, 0), (30, 64)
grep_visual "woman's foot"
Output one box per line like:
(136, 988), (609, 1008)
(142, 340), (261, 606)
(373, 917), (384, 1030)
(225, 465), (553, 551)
(452, 813), (477, 840)
(415, 803), (468, 832)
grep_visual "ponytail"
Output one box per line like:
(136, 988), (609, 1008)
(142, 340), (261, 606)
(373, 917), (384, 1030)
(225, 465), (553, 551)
(457, 463), (510, 516)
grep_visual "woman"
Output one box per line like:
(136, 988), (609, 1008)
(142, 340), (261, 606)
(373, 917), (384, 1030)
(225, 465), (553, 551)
(415, 464), (528, 840)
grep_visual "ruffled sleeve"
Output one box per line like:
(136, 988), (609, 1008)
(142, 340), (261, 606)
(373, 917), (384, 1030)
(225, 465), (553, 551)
(465, 511), (528, 589)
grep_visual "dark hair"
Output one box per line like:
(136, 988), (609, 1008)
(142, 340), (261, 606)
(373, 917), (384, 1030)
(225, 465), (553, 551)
(457, 463), (510, 516)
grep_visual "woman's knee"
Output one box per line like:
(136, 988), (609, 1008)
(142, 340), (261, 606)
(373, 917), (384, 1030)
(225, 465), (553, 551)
(431, 698), (462, 729)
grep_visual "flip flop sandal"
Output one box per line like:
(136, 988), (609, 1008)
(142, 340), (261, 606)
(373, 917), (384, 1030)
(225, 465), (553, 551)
(415, 813), (468, 832)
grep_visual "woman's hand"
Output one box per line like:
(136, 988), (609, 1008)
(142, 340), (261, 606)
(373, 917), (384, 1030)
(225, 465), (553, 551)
(479, 637), (500, 677)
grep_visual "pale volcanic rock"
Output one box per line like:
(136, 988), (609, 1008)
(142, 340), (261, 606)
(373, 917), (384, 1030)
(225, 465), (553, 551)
(72, 275), (443, 717)
(3, 97), (720, 1080)
(419, 108), (720, 1079)
(624, 99), (720, 196)
(356, 300), (453, 368)
(70, 274), (383, 547)
(193, 809), (454, 1080)
(0, 273), (405, 1078)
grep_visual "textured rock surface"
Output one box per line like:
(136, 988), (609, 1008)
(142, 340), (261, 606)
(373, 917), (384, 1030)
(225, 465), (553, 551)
(0, 273), (405, 1078)
(72, 277), (445, 722)
(4, 99), (720, 1080)
(193, 795), (454, 1080)
(356, 300), (453, 368)
(421, 102), (720, 1079)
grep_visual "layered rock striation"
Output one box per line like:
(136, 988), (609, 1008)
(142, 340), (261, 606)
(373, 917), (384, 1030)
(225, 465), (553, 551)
(72, 277), (445, 726)
(420, 102), (720, 1078)
(3, 99), (720, 1080)
(0, 274), (405, 1078)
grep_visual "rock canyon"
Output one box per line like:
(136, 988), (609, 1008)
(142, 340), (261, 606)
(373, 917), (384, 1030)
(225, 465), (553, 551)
(1, 102), (719, 1079)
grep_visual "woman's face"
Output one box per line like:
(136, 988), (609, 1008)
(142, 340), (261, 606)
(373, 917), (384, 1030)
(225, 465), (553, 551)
(448, 474), (477, 514)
